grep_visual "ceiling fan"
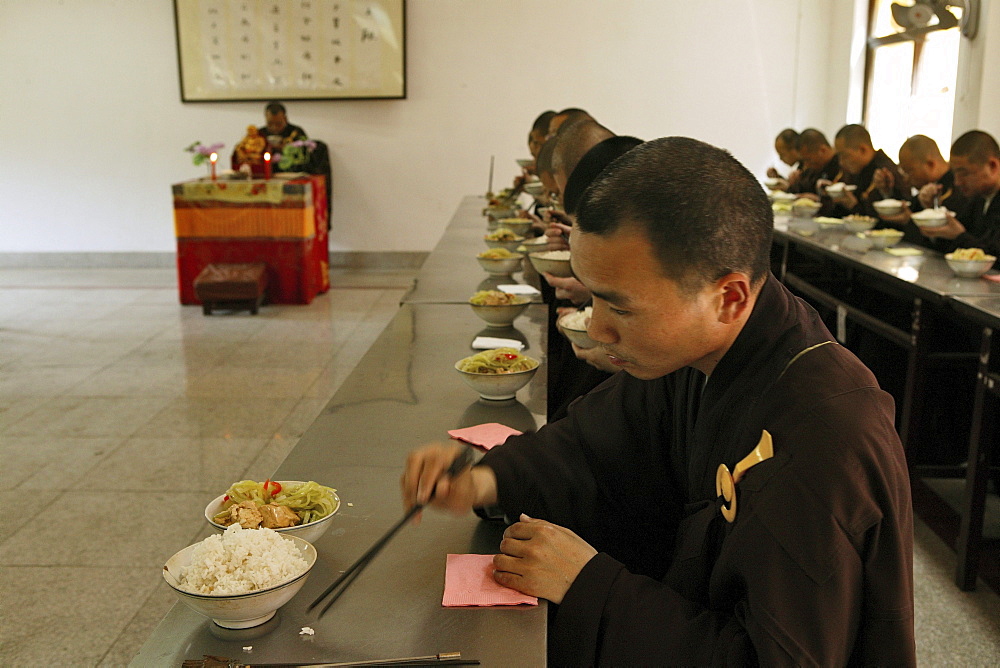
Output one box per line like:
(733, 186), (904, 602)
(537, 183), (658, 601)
(870, 0), (978, 47)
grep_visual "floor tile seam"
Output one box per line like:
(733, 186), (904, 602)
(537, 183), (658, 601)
(95, 581), (166, 668)
(0, 485), (73, 547)
(57, 356), (141, 397)
(0, 286), (175, 291)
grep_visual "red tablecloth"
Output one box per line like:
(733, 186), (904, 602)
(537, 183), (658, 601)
(173, 175), (329, 305)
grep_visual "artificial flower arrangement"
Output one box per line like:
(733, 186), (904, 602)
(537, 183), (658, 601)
(275, 139), (317, 171)
(184, 141), (225, 166)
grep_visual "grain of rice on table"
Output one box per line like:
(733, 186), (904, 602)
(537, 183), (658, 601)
(178, 525), (308, 595)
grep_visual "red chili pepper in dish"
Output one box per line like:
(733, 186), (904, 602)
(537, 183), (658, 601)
(263, 479), (282, 495)
(223, 495), (230, 502)
(501, 353), (518, 360)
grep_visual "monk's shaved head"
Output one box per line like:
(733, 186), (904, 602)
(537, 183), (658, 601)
(835, 124), (874, 150)
(552, 120), (615, 188)
(900, 134), (944, 162)
(951, 130), (1000, 164)
(796, 128), (830, 153)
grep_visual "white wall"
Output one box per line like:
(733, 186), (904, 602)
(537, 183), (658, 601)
(955, 0), (1000, 141)
(0, 0), (853, 256)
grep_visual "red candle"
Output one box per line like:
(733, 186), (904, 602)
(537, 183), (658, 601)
(210, 152), (218, 181)
(264, 151), (272, 180)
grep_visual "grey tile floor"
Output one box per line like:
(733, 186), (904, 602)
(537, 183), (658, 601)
(0, 268), (415, 666)
(1, 267), (999, 666)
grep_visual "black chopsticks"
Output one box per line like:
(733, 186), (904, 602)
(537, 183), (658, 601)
(184, 651), (479, 667)
(308, 447), (477, 619)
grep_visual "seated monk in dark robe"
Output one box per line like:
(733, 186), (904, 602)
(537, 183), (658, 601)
(919, 130), (1000, 257)
(827, 123), (909, 221)
(787, 128), (840, 196)
(879, 134), (972, 250)
(403, 137), (915, 666)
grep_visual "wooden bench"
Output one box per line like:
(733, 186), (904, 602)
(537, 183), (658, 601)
(193, 263), (267, 315)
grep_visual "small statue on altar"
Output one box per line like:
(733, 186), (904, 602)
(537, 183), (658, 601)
(234, 125), (267, 168)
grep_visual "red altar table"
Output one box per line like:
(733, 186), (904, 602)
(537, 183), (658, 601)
(172, 174), (329, 305)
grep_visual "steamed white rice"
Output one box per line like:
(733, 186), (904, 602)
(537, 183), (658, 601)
(561, 306), (592, 331)
(178, 525), (309, 595)
(535, 250), (571, 260)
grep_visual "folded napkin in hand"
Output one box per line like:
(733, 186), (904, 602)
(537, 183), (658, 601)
(442, 554), (538, 607)
(472, 336), (524, 351)
(497, 284), (541, 296)
(448, 423), (523, 450)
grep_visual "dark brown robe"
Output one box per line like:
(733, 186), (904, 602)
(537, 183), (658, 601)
(827, 149), (909, 220)
(944, 190), (1000, 256)
(901, 169), (970, 249)
(788, 155), (840, 196)
(480, 275), (915, 666)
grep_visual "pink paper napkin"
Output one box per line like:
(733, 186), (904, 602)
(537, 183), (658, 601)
(442, 554), (538, 607)
(982, 273), (1000, 283)
(447, 423), (522, 450)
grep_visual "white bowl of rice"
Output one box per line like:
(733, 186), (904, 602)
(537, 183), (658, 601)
(163, 525), (317, 629)
(558, 307), (597, 349)
(205, 480), (340, 544)
(528, 250), (573, 278)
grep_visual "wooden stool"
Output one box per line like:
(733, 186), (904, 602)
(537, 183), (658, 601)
(193, 263), (267, 315)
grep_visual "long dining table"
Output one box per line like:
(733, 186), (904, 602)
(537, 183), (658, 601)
(134, 196), (549, 666)
(771, 213), (1000, 591)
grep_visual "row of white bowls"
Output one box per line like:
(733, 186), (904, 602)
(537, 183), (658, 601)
(477, 250), (574, 278)
(163, 484), (340, 629)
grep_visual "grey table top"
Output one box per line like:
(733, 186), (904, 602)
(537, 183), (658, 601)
(403, 196), (544, 304)
(774, 216), (1000, 302)
(134, 204), (549, 667)
(948, 294), (1000, 330)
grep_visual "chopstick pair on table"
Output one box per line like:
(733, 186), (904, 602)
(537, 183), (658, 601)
(307, 447), (478, 619)
(183, 651), (479, 667)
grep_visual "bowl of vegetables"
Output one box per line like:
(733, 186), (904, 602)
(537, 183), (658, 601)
(477, 248), (524, 276)
(484, 227), (526, 252)
(862, 229), (904, 250)
(469, 290), (531, 327)
(455, 348), (540, 401)
(205, 479), (341, 544)
(496, 217), (534, 236)
(945, 248), (996, 278)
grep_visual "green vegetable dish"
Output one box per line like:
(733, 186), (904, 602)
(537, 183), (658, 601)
(457, 348), (539, 374)
(213, 479), (339, 526)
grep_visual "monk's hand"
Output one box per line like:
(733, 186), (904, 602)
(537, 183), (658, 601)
(835, 189), (859, 210)
(920, 210), (964, 240)
(918, 183), (943, 210)
(815, 178), (833, 196)
(401, 443), (497, 520)
(493, 514), (597, 604)
(766, 166), (780, 178)
(878, 202), (911, 228)
(543, 273), (590, 304)
(873, 167), (895, 196)
(544, 224), (571, 251)
(786, 168), (801, 188)
(570, 341), (619, 372)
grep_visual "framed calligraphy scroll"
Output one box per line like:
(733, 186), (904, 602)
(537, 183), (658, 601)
(173, 0), (406, 101)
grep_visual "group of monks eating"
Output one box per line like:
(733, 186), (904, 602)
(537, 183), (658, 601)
(769, 124), (1000, 255)
(399, 111), (920, 664)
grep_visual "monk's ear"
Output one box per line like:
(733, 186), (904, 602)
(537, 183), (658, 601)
(716, 273), (752, 324)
